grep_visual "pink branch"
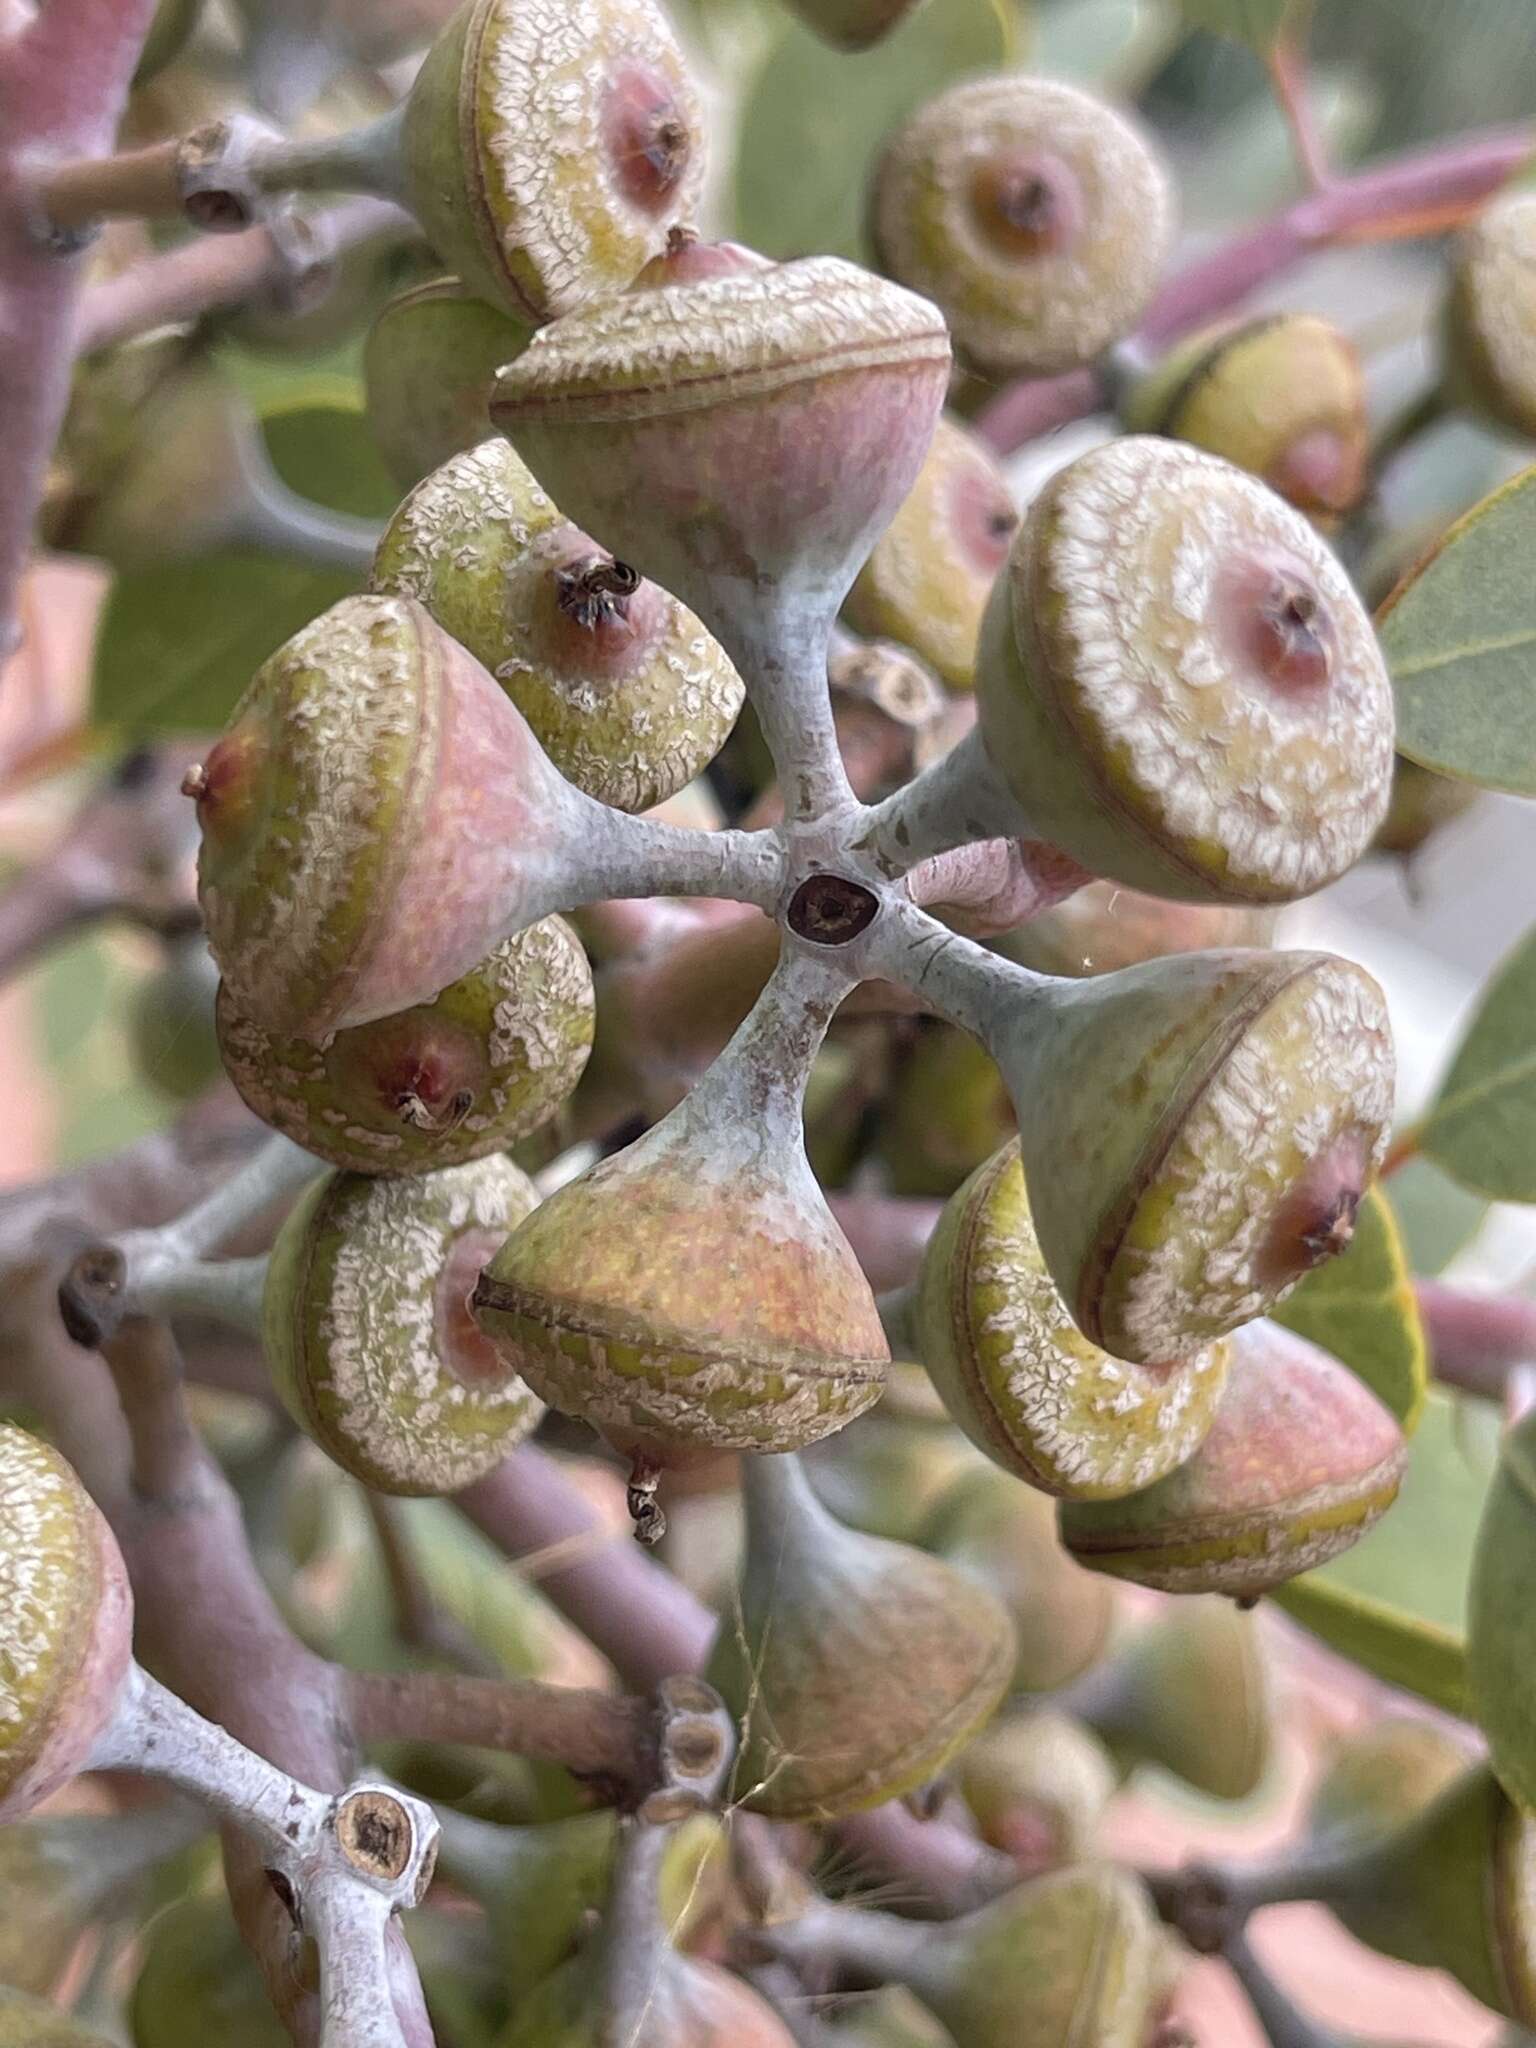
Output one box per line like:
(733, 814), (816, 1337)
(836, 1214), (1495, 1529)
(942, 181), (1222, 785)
(1415, 1280), (1536, 1403)
(979, 123), (1535, 455)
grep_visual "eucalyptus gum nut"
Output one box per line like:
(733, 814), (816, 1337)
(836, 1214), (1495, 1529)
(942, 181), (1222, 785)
(844, 414), (1018, 692)
(974, 438), (1396, 905)
(498, 1950), (798, 2048)
(1470, 1403), (1536, 1812)
(0, 1991), (114, 2048)
(996, 948), (1395, 1364)
(782, 0), (924, 48)
(492, 257), (952, 634)
(0, 1428), (133, 1825)
(1089, 1600), (1271, 1799)
(706, 1453), (1014, 1821)
(263, 1157), (544, 1495)
(191, 592), (592, 1040)
(130, 934), (224, 1103)
(1446, 190), (1536, 439)
(870, 76), (1175, 378)
(1058, 1320), (1406, 1596)
(997, 879), (1275, 980)
(922, 1466), (1113, 1694)
(370, 440), (744, 812)
(364, 278), (534, 489)
(802, 1408), (981, 1543)
(1123, 315), (1369, 520)
(401, 0), (707, 325)
(1305, 1718), (1471, 1851)
(1373, 756), (1479, 862)
(915, 1140), (1230, 1500)
(875, 1023), (1015, 1198)
(130, 1892), (286, 2048)
(956, 1710), (1116, 1872)
(216, 920), (594, 1174)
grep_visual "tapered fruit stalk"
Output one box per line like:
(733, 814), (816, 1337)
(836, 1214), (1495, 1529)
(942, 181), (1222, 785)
(216, 919), (593, 1174)
(1122, 314), (1370, 520)
(1071, 1600), (1272, 1798)
(402, 0), (707, 324)
(1469, 1401), (1536, 1811)
(263, 1156), (543, 1495)
(922, 1466), (1114, 1693)
(706, 1452), (1014, 1820)
(974, 438), (1396, 904)
(1058, 1320), (1406, 1595)
(493, 256), (952, 645)
(995, 947), (1394, 1364)
(999, 880), (1275, 980)
(783, 0), (924, 49)
(870, 76), (1175, 377)
(371, 439), (744, 811)
(0, 1428), (133, 1825)
(472, 959), (891, 1512)
(844, 415), (1018, 692)
(1445, 190), (1536, 438)
(188, 591), (600, 1039)
(0, 1990), (113, 2048)
(914, 1139), (1231, 1499)
(956, 1710), (1116, 1872)
(364, 277), (533, 487)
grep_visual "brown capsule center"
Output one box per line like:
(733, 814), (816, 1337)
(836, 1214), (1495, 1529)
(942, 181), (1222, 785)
(349, 1014), (485, 1131)
(1258, 1135), (1370, 1289)
(787, 872), (881, 945)
(532, 530), (662, 684)
(555, 554), (641, 631)
(1217, 553), (1336, 698)
(970, 150), (1084, 261)
(605, 65), (693, 216)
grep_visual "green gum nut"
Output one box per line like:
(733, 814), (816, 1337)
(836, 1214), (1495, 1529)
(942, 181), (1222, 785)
(1123, 314), (1370, 521)
(870, 76), (1175, 378)
(875, 1022), (1017, 1198)
(706, 1452), (1015, 1821)
(364, 278), (533, 488)
(1058, 1318), (1406, 1596)
(915, 1138), (1231, 1500)
(1446, 189), (1536, 439)
(802, 1401), (982, 1544)
(922, 1465), (1114, 1694)
(498, 1948), (798, 2048)
(974, 437), (1396, 904)
(0, 1990), (114, 2048)
(263, 1157), (544, 1495)
(996, 947), (1395, 1365)
(130, 1892), (286, 2048)
(402, 0), (707, 325)
(0, 1428), (133, 1826)
(370, 440), (743, 812)
(1305, 1717), (1472, 1852)
(844, 414), (1018, 692)
(1470, 1402), (1536, 1811)
(1085, 1599), (1272, 1799)
(956, 1709), (1116, 1872)
(783, 0), (925, 48)
(130, 932), (224, 1103)
(216, 918), (593, 1175)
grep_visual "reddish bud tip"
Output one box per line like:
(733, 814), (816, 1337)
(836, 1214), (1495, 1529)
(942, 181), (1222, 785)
(631, 227), (770, 289)
(949, 462), (1019, 580)
(188, 724), (265, 843)
(605, 64), (694, 216)
(1270, 425), (1366, 520)
(971, 150), (1084, 260)
(1216, 553), (1336, 697)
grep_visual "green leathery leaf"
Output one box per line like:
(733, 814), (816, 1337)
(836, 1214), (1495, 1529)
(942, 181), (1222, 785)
(1174, 0), (1302, 51)
(1273, 1185), (1427, 1431)
(1388, 1155), (1490, 1276)
(1271, 1388), (1497, 1714)
(1035, 0), (1172, 91)
(733, 0), (1014, 261)
(1378, 465), (1536, 796)
(1418, 923), (1536, 1201)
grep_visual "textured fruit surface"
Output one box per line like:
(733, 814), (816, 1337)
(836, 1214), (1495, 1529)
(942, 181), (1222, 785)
(1447, 189), (1536, 439)
(264, 1157), (544, 1494)
(999, 879), (1275, 979)
(707, 1453), (1015, 1819)
(0, 1988), (114, 2047)
(871, 75), (1174, 376)
(975, 437), (1395, 904)
(371, 439), (743, 811)
(1059, 1319), (1406, 1594)
(1093, 1600), (1271, 1799)
(957, 1710), (1116, 1870)
(402, 0), (706, 324)
(499, 1948), (797, 2047)
(916, 1140), (1230, 1499)
(1003, 949), (1395, 1364)
(364, 277), (532, 487)
(845, 414), (1018, 691)
(217, 919), (593, 1174)
(1470, 1403), (1536, 1811)
(0, 1429), (132, 1824)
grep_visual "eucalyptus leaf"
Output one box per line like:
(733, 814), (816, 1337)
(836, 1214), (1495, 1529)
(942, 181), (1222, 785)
(1378, 465), (1536, 797)
(1388, 1155), (1490, 1275)
(1419, 923), (1536, 1201)
(1272, 1185), (1427, 1432)
(1174, 0), (1298, 51)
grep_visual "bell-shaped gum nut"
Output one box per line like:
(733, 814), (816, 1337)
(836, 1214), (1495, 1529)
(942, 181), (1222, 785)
(921, 1466), (1114, 1694)
(782, 0), (923, 48)
(370, 439), (743, 812)
(957, 1710), (1117, 1871)
(0, 1990), (116, 2048)
(975, 438), (1395, 904)
(491, 256), (952, 637)
(996, 947), (1395, 1364)
(402, 0), (707, 325)
(216, 918), (593, 1175)
(999, 878), (1276, 979)
(871, 75), (1174, 378)
(1305, 1718), (1472, 1852)
(845, 413), (1018, 691)
(916, 1138), (1231, 1499)
(263, 1156), (544, 1495)
(0, 1429), (133, 1825)
(1124, 314), (1370, 519)
(1470, 1403), (1536, 1812)
(706, 1452), (1015, 1820)
(190, 592), (591, 1041)
(364, 276), (533, 489)
(803, 1402), (982, 1544)
(876, 1021), (1016, 1198)
(501, 1948), (798, 2048)
(1446, 189), (1536, 439)
(1090, 1599), (1272, 1798)
(1059, 1319), (1406, 1594)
